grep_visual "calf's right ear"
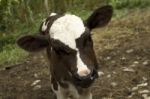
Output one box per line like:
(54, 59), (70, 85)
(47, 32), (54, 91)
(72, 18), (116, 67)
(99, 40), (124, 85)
(17, 35), (49, 52)
(86, 5), (113, 30)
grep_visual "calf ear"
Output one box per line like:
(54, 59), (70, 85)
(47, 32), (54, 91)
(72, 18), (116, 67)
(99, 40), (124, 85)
(86, 5), (113, 30)
(17, 35), (49, 52)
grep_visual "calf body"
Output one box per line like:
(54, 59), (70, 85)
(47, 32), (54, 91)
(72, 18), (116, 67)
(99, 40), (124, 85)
(17, 5), (113, 99)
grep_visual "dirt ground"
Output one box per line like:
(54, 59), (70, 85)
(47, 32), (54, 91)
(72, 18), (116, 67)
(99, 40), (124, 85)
(0, 9), (150, 99)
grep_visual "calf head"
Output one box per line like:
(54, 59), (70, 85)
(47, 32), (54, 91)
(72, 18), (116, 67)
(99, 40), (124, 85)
(17, 5), (113, 88)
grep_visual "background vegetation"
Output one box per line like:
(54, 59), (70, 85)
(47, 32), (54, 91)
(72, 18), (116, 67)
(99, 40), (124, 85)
(0, 0), (150, 66)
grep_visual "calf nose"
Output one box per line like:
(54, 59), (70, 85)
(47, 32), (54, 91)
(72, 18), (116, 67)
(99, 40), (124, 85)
(75, 68), (98, 81)
(77, 68), (91, 77)
(73, 68), (98, 88)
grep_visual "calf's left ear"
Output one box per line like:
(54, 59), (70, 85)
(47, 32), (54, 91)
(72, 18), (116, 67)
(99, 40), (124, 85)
(17, 35), (49, 52)
(85, 5), (113, 30)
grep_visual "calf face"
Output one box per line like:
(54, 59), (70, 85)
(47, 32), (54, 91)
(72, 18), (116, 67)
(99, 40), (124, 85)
(17, 5), (113, 88)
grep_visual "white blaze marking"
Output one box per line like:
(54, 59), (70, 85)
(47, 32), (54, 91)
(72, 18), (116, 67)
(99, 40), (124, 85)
(77, 52), (90, 76)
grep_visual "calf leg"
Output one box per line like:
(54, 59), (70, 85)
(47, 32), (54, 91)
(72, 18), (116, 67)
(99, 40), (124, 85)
(51, 81), (92, 99)
(51, 82), (80, 99)
(51, 83), (67, 99)
(79, 93), (92, 99)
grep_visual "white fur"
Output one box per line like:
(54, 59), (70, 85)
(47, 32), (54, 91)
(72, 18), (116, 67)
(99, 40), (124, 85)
(49, 14), (85, 49)
(50, 13), (57, 16)
(42, 13), (57, 32)
(42, 21), (49, 32)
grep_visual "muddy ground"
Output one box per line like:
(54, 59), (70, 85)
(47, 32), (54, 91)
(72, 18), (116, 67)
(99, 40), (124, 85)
(0, 9), (150, 99)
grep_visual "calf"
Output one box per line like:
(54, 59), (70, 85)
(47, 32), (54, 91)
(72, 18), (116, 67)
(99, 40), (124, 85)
(17, 5), (113, 99)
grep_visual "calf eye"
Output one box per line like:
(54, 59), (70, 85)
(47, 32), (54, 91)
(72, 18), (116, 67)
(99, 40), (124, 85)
(51, 39), (76, 55)
(76, 33), (93, 48)
(54, 46), (75, 55)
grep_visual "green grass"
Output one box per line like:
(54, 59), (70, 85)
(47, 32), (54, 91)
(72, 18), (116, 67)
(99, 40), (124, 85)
(0, 44), (28, 67)
(0, 14), (44, 67)
(0, 31), (28, 67)
(0, 13), (44, 67)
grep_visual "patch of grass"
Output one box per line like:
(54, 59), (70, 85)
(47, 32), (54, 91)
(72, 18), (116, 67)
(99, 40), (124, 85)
(0, 32), (29, 67)
(0, 44), (28, 67)
(0, 15), (43, 67)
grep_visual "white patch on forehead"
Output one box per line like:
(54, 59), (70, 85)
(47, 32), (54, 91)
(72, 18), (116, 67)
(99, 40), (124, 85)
(49, 14), (85, 49)
(77, 52), (91, 77)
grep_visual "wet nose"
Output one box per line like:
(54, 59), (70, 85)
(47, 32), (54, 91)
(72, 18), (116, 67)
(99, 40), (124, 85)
(75, 68), (97, 81)
(77, 68), (91, 77)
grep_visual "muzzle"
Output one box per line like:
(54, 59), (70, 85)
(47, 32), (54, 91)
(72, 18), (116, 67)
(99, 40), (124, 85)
(73, 68), (98, 88)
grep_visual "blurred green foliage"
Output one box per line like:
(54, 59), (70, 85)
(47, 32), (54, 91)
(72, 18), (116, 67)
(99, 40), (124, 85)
(1, 0), (150, 33)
